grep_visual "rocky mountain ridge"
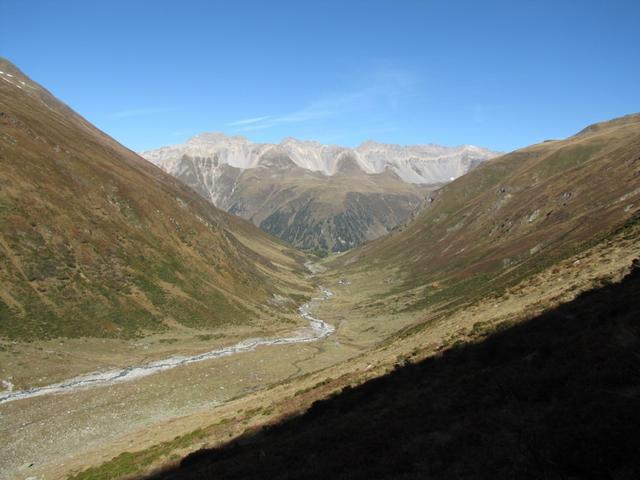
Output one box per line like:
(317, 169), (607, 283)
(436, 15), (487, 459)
(142, 133), (498, 184)
(141, 134), (498, 252)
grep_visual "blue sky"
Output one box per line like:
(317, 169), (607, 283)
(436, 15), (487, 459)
(1, 0), (639, 152)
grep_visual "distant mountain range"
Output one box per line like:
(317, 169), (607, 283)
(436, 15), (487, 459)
(142, 133), (497, 184)
(141, 134), (499, 253)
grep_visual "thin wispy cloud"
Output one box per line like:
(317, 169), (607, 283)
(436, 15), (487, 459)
(228, 66), (418, 132)
(226, 115), (273, 127)
(108, 107), (175, 119)
(326, 125), (402, 142)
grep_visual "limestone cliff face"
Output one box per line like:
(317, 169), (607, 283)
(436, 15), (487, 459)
(141, 134), (497, 252)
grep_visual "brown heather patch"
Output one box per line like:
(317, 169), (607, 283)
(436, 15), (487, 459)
(0, 57), (313, 345)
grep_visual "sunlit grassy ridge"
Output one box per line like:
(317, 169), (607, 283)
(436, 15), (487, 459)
(332, 114), (640, 315)
(0, 58), (311, 341)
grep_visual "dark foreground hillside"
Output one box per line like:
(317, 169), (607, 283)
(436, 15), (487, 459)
(148, 264), (640, 480)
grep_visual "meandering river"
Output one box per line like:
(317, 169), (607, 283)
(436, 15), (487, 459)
(0, 286), (335, 405)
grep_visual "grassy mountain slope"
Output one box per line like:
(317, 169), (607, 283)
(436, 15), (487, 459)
(330, 113), (640, 314)
(228, 164), (432, 255)
(145, 265), (640, 480)
(0, 58), (310, 342)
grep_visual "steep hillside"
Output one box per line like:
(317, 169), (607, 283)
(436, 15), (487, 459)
(145, 265), (640, 480)
(0, 58), (311, 343)
(141, 134), (497, 253)
(330, 113), (640, 313)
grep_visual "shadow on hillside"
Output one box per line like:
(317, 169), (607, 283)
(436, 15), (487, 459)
(147, 266), (640, 480)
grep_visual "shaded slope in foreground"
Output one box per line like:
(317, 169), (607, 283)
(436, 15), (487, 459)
(148, 266), (640, 480)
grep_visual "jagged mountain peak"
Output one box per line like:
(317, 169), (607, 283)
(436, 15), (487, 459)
(257, 145), (297, 169)
(187, 131), (251, 145)
(279, 137), (325, 148)
(142, 132), (499, 183)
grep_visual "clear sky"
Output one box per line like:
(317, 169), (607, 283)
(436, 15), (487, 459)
(1, 0), (639, 152)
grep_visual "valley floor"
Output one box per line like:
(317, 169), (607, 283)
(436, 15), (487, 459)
(0, 269), (396, 480)
(2, 223), (635, 480)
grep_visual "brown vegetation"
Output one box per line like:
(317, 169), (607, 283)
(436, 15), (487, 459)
(144, 265), (640, 480)
(0, 57), (311, 342)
